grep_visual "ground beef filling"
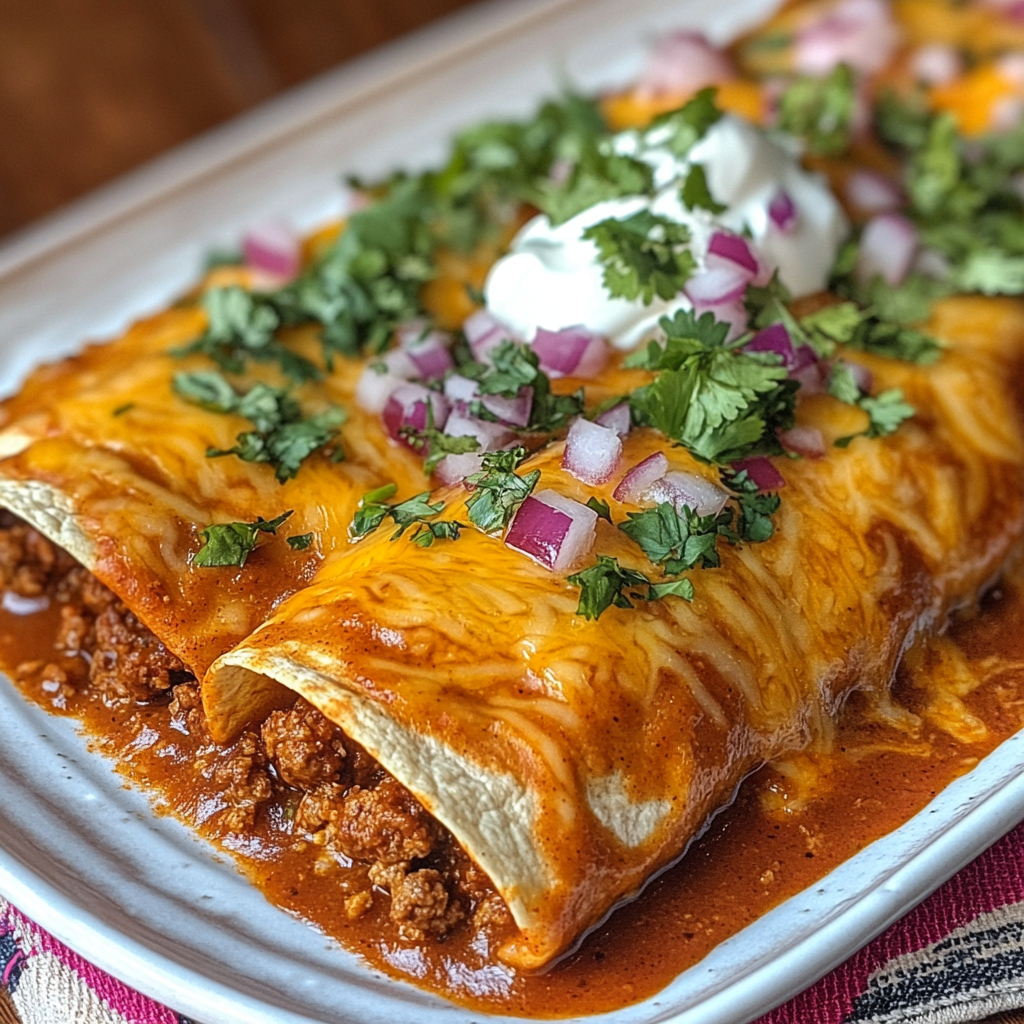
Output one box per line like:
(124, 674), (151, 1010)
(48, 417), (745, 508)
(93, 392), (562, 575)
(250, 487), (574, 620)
(0, 515), (507, 944)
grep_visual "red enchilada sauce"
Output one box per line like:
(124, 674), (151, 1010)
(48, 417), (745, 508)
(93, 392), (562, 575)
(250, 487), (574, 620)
(2, 522), (1024, 1017)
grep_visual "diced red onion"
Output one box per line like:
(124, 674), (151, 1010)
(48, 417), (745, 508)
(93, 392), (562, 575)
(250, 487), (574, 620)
(242, 221), (301, 281)
(505, 490), (597, 572)
(443, 374), (480, 403)
(562, 418), (623, 486)
(643, 471), (729, 517)
(991, 95), (1024, 133)
(792, 0), (899, 77)
(845, 170), (903, 214)
(405, 331), (455, 380)
(768, 190), (798, 233)
(791, 361), (825, 396)
(707, 232), (760, 276)
(595, 402), (631, 438)
(731, 456), (785, 491)
(685, 264), (750, 308)
(857, 213), (918, 288)
(747, 325), (821, 384)
(791, 344), (818, 374)
(1003, 0), (1024, 22)
(531, 326), (610, 379)
(746, 324), (795, 365)
(480, 386), (534, 428)
(355, 349), (417, 414)
(635, 31), (734, 100)
(382, 384), (450, 444)
(779, 426), (825, 459)
(836, 358), (873, 394)
(613, 452), (670, 503)
(435, 451), (485, 486)
(463, 309), (502, 345)
(464, 310), (517, 363)
(911, 44), (962, 86)
(443, 405), (514, 452)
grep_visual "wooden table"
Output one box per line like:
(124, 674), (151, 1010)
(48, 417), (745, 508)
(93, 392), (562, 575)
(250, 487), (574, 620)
(0, 0), (483, 241)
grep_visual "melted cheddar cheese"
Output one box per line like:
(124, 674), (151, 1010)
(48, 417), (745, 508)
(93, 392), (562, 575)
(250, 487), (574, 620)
(209, 296), (1024, 969)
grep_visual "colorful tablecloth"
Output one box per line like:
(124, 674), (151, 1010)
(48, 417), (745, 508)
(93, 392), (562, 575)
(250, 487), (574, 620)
(5, 821), (1024, 1023)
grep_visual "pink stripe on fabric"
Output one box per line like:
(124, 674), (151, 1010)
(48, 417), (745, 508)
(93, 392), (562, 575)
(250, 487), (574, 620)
(7, 904), (179, 1024)
(757, 819), (1024, 1024)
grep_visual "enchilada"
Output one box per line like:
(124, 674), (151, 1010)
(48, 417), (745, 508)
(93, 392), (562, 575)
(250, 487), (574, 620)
(3, 0), (1024, 1013)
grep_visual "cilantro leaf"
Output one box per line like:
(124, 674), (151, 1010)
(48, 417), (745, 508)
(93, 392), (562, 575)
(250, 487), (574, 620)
(567, 555), (655, 620)
(464, 447), (540, 533)
(647, 88), (723, 158)
(287, 532), (314, 550)
(586, 496), (612, 522)
(193, 511), (293, 568)
(538, 149), (655, 226)
(680, 163), (726, 214)
(467, 340), (538, 397)
(721, 470), (781, 543)
(835, 388), (915, 448)
(620, 502), (727, 574)
(648, 577), (696, 601)
(629, 309), (794, 464)
(584, 210), (697, 304)
(826, 361), (863, 404)
(348, 485), (462, 545)
(776, 64), (857, 157)
(175, 370), (346, 482)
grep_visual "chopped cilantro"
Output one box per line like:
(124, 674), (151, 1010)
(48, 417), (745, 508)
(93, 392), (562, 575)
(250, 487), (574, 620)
(173, 287), (320, 384)
(826, 361), (916, 448)
(586, 496), (612, 522)
(826, 361), (863, 405)
(287, 532), (314, 550)
(776, 64), (857, 157)
(112, 402), (134, 417)
(721, 470), (781, 543)
(583, 210), (697, 304)
(398, 403), (481, 473)
(629, 309), (795, 464)
(647, 88), (723, 158)
(871, 95), (1024, 302)
(620, 502), (727, 574)
(680, 163), (726, 214)
(538, 147), (655, 226)
(464, 447), (540, 533)
(193, 511), (293, 568)
(348, 486), (463, 545)
(175, 371), (345, 482)
(802, 295), (941, 365)
(567, 556), (661, 620)
(835, 389), (915, 448)
(462, 341), (583, 433)
(467, 340), (538, 397)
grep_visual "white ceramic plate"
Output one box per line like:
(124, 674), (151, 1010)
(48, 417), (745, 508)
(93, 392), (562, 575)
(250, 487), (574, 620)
(3, 1), (1024, 1022)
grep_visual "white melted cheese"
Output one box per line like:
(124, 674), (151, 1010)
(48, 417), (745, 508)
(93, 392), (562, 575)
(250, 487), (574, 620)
(484, 115), (849, 350)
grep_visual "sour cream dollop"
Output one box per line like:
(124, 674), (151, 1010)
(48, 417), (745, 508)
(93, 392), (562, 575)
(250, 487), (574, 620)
(484, 115), (849, 350)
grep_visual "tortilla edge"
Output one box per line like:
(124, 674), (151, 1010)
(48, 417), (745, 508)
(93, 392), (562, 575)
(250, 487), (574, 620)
(0, 477), (97, 570)
(208, 647), (556, 951)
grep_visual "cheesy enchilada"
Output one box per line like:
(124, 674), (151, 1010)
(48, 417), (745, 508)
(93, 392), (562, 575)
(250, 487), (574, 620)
(4, 0), (1024, 1013)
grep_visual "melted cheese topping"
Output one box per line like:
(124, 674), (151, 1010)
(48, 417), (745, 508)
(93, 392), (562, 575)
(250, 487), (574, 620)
(208, 296), (1024, 969)
(0, 305), (430, 673)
